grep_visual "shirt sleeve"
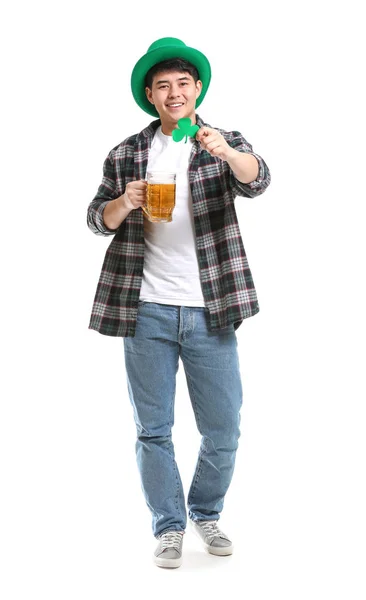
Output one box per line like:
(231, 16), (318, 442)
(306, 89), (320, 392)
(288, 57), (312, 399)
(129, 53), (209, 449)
(228, 131), (271, 199)
(87, 150), (121, 236)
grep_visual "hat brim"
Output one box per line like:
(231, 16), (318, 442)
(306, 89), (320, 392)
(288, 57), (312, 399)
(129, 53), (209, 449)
(131, 46), (211, 117)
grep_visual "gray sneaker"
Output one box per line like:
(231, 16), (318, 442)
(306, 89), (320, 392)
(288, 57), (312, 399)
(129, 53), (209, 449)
(154, 530), (184, 568)
(190, 519), (233, 555)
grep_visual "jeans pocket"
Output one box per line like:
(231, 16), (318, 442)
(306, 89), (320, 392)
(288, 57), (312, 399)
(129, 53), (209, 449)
(138, 300), (148, 310)
(215, 323), (235, 336)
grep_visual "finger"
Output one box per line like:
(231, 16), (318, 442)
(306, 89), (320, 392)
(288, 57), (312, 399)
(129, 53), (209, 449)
(132, 181), (148, 191)
(196, 126), (212, 141)
(200, 140), (220, 154)
(200, 134), (218, 147)
(205, 141), (222, 152)
(209, 147), (225, 158)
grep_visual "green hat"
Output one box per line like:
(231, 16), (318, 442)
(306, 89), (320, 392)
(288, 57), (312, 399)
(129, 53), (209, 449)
(131, 37), (211, 117)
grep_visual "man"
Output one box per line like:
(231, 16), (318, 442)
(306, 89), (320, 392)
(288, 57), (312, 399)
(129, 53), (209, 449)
(87, 37), (271, 568)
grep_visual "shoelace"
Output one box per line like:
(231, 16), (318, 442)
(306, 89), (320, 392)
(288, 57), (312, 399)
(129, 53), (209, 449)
(159, 531), (184, 551)
(199, 520), (228, 542)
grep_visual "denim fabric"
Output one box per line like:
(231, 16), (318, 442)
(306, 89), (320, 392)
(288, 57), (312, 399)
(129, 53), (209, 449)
(123, 301), (243, 538)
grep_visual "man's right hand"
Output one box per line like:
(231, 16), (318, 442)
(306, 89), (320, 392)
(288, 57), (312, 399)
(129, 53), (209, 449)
(103, 180), (147, 230)
(122, 180), (147, 211)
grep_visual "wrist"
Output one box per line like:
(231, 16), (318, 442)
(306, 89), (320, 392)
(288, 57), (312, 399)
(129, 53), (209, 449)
(119, 193), (132, 212)
(224, 147), (238, 163)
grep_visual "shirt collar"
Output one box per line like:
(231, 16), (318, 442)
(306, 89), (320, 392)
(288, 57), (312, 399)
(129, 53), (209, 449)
(137, 114), (206, 142)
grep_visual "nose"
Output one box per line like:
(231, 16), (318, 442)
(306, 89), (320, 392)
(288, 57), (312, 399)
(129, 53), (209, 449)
(168, 84), (181, 98)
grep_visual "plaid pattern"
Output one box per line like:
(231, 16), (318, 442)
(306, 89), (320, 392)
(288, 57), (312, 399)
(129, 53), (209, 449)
(87, 114), (271, 337)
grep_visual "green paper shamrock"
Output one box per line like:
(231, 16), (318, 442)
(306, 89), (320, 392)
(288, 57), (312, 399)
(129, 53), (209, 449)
(172, 118), (199, 143)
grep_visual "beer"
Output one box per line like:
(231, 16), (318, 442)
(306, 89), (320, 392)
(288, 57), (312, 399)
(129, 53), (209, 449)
(143, 172), (176, 223)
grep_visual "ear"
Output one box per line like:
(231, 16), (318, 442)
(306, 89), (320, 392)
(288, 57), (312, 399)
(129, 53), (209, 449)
(195, 80), (203, 99)
(145, 87), (154, 105)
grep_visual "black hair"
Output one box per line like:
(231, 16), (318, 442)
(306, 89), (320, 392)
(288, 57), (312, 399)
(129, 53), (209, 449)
(145, 58), (199, 90)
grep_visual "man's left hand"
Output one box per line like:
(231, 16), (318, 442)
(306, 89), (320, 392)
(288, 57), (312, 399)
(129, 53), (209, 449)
(195, 127), (235, 161)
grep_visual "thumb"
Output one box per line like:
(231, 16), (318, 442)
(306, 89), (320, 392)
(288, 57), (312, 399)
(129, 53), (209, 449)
(196, 126), (211, 141)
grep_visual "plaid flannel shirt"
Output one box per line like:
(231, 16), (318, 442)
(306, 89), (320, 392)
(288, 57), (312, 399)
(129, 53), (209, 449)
(87, 114), (271, 337)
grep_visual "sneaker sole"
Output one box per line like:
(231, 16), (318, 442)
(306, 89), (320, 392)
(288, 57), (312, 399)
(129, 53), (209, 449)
(154, 555), (182, 568)
(190, 521), (234, 556)
(205, 544), (233, 556)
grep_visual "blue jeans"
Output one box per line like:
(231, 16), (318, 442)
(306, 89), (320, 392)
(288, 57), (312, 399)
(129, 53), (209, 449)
(123, 302), (243, 538)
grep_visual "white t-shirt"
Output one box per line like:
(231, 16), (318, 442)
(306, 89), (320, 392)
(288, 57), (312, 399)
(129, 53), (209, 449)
(139, 126), (206, 307)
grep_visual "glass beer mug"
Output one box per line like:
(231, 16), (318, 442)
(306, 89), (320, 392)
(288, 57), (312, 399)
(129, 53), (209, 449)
(142, 171), (176, 223)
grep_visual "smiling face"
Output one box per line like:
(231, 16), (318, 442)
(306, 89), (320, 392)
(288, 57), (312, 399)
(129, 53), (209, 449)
(145, 70), (202, 135)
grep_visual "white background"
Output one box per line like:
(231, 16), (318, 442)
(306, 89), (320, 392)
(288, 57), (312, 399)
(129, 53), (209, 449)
(1, 0), (365, 597)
